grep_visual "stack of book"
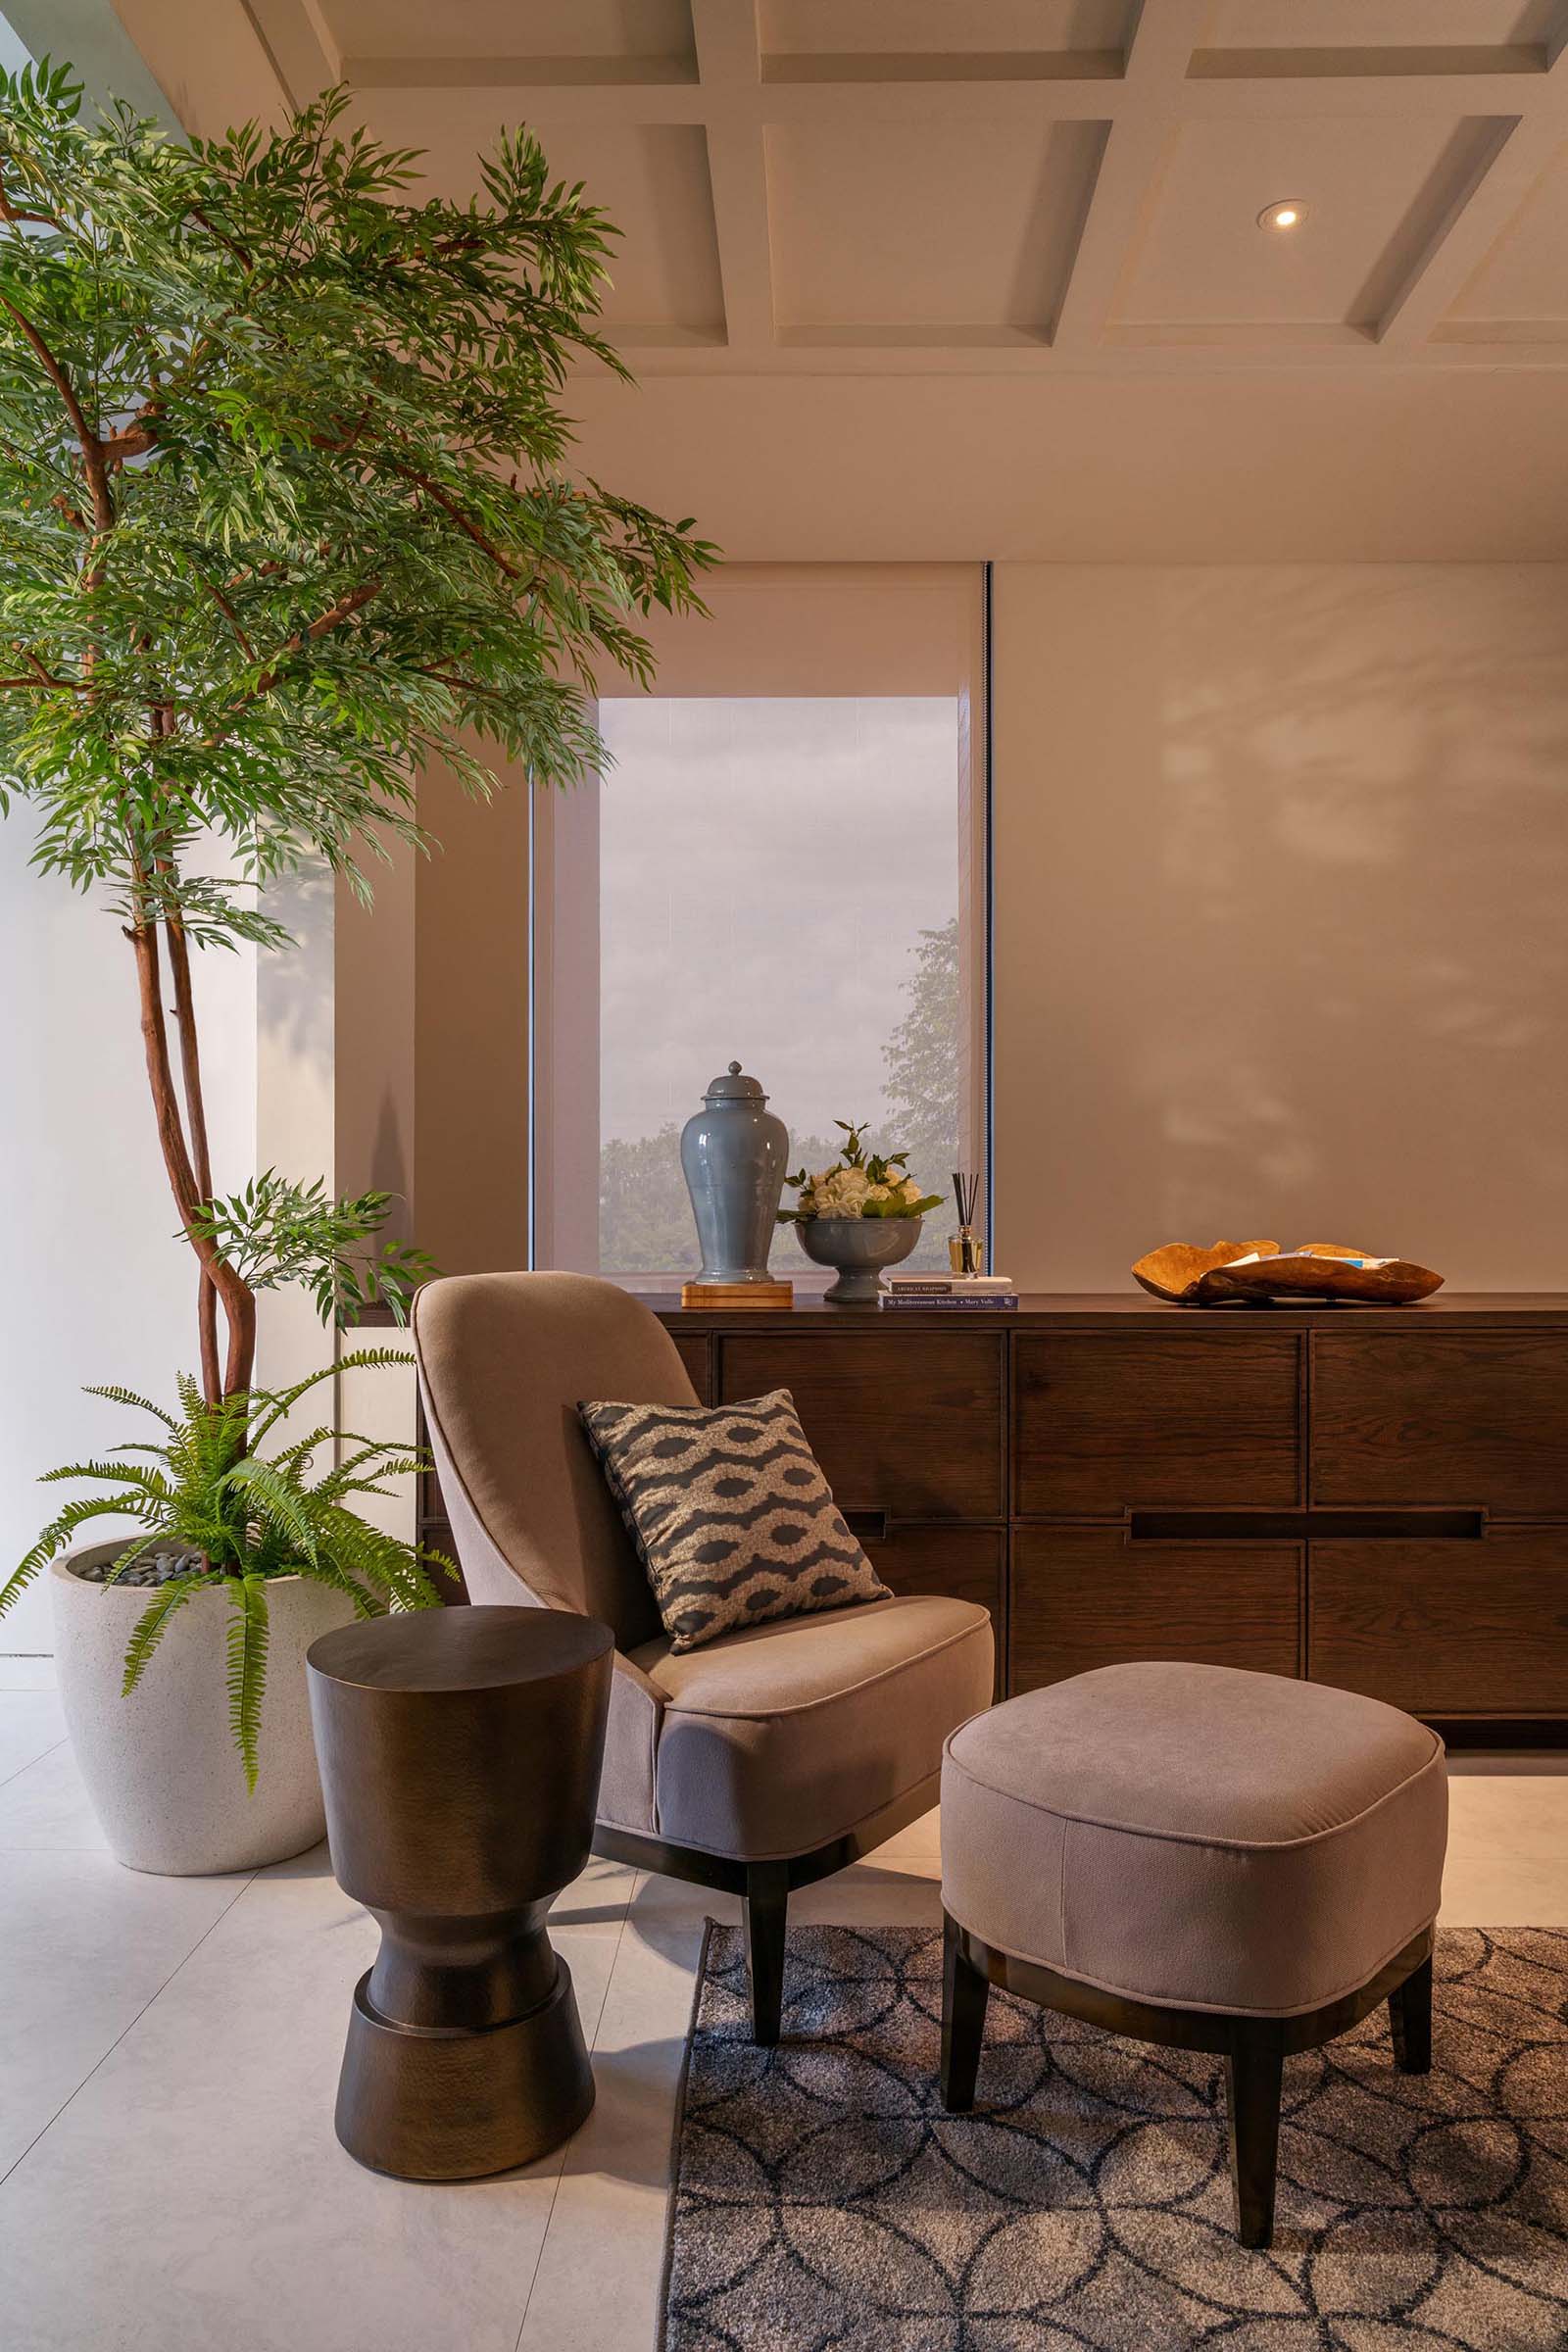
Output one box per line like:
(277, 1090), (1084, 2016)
(883, 1274), (1018, 1311)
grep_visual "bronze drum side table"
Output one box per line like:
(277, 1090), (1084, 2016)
(307, 1605), (613, 2180)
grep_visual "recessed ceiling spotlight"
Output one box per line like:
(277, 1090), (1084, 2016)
(1258, 200), (1307, 232)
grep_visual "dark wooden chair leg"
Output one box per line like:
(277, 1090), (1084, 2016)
(743, 1862), (790, 2046)
(1389, 1951), (1433, 2075)
(941, 1910), (990, 2113)
(1225, 2024), (1285, 2249)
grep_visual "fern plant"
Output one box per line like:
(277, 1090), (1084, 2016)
(0, 1357), (453, 1786)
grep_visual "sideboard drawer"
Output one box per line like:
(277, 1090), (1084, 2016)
(1009, 1527), (1302, 1690)
(670, 1332), (713, 1404)
(856, 1525), (1005, 1696)
(717, 1333), (1004, 1519)
(1013, 1334), (1303, 1515)
(1312, 1332), (1568, 1514)
(1308, 1534), (1568, 1716)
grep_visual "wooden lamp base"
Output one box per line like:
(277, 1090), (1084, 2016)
(680, 1279), (794, 1309)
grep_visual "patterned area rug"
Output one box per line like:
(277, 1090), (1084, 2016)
(662, 1925), (1568, 2350)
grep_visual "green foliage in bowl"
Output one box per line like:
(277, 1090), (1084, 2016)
(777, 1120), (945, 1224)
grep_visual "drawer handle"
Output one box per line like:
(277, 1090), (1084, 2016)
(1127, 1508), (1487, 1544)
(843, 1510), (891, 1543)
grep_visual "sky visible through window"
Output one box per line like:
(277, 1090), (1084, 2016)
(597, 696), (962, 1274)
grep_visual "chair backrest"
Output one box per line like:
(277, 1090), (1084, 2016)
(413, 1271), (699, 1650)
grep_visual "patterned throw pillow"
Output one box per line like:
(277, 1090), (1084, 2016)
(577, 1388), (891, 1653)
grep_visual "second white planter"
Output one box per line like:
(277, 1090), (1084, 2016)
(50, 1547), (355, 1875)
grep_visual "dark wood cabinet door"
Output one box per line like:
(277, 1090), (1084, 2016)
(1309, 1535), (1568, 1717)
(1311, 1331), (1568, 1514)
(853, 1525), (1005, 1696)
(1009, 1528), (1302, 1691)
(1013, 1334), (1303, 1515)
(670, 1332), (713, 1403)
(717, 1333), (1004, 1519)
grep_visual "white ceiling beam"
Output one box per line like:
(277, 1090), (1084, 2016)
(617, 334), (1568, 377)
(241, 0), (342, 107)
(94, 0), (1568, 379)
(1377, 91), (1568, 344)
(338, 68), (1553, 125)
(108, 0), (296, 134)
(1051, 0), (1207, 351)
(689, 0), (774, 356)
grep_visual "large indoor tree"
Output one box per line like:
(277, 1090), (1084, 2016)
(0, 61), (715, 1405)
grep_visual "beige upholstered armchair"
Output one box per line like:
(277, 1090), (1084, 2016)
(413, 1272), (995, 2042)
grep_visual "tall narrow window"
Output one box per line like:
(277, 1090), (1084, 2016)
(533, 567), (986, 1284)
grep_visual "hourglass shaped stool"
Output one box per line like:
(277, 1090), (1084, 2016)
(307, 1605), (613, 2180)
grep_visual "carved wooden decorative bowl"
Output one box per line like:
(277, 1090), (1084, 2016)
(1133, 1240), (1444, 1306)
(1131, 1241), (1280, 1302)
(1195, 1249), (1445, 1306)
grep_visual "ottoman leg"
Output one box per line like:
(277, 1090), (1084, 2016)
(941, 1910), (990, 2113)
(1225, 2025), (1284, 2249)
(1389, 1952), (1433, 2075)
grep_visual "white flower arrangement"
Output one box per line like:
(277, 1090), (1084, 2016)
(777, 1121), (945, 1223)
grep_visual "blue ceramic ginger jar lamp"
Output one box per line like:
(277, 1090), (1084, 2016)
(680, 1062), (790, 1288)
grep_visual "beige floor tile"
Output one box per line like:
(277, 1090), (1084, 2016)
(0, 1848), (250, 2180)
(0, 1857), (611, 2352)
(874, 1803), (943, 1858)
(548, 1849), (640, 1936)
(0, 1692), (67, 1788)
(1444, 1771), (1568, 1921)
(0, 1657), (58, 1692)
(0, 1739), (109, 1852)
(516, 1914), (707, 2352)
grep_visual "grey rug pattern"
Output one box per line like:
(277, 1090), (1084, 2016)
(662, 1925), (1568, 2350)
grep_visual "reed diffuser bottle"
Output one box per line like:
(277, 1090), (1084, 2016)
(949, 1171), (984, 1276)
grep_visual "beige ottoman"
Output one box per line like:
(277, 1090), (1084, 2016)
(940, 1661), (1448, 2247)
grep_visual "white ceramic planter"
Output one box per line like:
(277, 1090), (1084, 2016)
(50, 1546), (355, 1875)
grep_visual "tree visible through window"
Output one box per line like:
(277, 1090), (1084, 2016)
(594, 697), (967, 1276)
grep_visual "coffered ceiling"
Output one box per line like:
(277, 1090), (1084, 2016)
(27, 0), (1568, 553)
(134, 0), (1568, 374)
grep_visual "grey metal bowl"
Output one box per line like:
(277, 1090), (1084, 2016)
(793, 1215), (922, 1304)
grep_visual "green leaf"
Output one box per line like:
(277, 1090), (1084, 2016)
(224, 1573), (270, 1791)
(122, 1569), (224, 1694)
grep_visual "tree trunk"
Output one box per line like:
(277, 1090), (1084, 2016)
(127, 920), (257, 1400)
(162, 913), (221, 1401)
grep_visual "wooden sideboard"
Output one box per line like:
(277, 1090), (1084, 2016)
(418, 1294), (1568, 1734)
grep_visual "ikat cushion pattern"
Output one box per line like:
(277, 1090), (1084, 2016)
(577, 1388), (890, 1653)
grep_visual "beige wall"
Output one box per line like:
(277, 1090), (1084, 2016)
(330, 562), (1568, 1302)
(993, 563), (1568, 1292)
(335, 749), (531, 1283)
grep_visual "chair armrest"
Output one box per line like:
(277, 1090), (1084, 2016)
(599, 1649), (663, 1838)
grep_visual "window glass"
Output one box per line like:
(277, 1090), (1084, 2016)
(596, 695), (963, 1275)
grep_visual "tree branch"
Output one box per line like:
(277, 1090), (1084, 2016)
(0, 293), (112, 531)
(390, 461), (521, 579)
(202, 578), (383, 747)
(412, 665), (510, 704)
(126, 912), (255, 1398)
(191, 567), (256, 660)
(163, 907), (221, 1401)
(101, 418), (160, 463)
(0, 166), (61, 230)
(182, 203), (253, 274)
